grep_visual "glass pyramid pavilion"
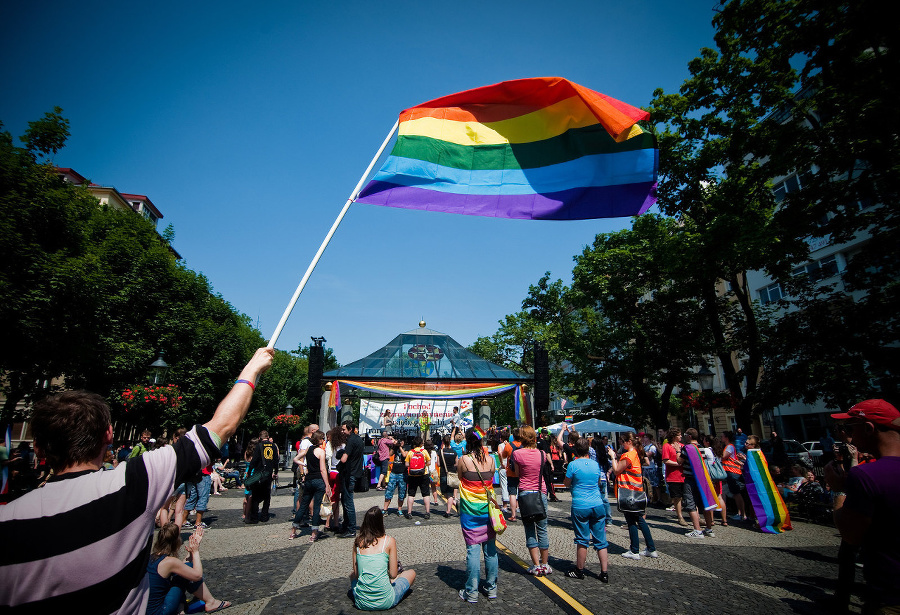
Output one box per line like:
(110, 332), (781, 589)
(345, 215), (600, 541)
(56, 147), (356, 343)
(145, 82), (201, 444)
(323, 322), (530, 382)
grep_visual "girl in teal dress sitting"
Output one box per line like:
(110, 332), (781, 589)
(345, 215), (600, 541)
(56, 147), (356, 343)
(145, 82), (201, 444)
(351, 507), (416, 610)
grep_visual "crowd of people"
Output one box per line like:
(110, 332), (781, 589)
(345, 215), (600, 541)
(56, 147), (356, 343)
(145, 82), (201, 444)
(1, 349), (897, 614)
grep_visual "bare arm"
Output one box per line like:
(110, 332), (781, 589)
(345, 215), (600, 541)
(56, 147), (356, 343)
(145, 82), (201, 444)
(318, 448), (331, 493)
(387, 536), (398, 579)
(203, 348), (274, 442)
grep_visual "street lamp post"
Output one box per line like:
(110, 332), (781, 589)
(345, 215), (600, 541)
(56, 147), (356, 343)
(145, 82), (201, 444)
(698, 366), (715, 435)
(284, 403), (294, 470)
(148, 351), (170, 385)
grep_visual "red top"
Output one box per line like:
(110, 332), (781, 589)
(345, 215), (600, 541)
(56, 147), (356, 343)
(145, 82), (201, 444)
(662, 442), (683, 483)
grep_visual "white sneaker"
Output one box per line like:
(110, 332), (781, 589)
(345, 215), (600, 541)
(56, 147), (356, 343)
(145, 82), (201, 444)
(685, 530), (705, 538)
(541, 564), (553, 575)
(622, 551), (641, 560)
(527, 565), (544, 576)
(639, 549), (659, 558)
(703, 528), (716, 538)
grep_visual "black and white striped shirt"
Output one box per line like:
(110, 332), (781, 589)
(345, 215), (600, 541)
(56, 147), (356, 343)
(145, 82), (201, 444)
(0, 425), (219, 614)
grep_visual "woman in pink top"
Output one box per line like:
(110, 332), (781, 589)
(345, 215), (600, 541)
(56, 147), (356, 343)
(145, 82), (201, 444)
(510, 426), (552, 576)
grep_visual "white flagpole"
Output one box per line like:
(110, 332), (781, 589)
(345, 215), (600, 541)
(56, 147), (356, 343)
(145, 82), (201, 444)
(267, 119), (399, 348)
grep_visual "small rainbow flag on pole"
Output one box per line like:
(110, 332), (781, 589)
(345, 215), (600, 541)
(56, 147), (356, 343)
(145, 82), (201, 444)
(514, 385), (532, 425)
(743, 449), (793, 534)
(356, 77), (657, 220)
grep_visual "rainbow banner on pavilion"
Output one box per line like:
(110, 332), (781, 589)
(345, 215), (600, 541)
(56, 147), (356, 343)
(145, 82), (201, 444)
(337, 380), (516, 399)
(356, 77), (657, 220)
(743, 449), (793, 534)
(684, 444), (719, 511)
(328, 380), (341, 411)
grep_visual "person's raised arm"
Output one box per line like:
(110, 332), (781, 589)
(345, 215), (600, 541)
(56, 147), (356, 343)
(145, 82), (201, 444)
(556, 426), (567, 449)
(204, 348), (274, 442)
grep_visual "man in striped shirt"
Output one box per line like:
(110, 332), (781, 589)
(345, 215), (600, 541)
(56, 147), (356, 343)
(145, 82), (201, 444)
(0, 347), (274, 614)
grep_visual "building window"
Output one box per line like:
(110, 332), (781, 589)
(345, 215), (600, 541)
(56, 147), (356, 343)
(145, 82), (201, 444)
(792, 254), (840, 283)
(772, 169), (814, 203)
(727, 415), (737, 432)
(758, 283), (783, 304)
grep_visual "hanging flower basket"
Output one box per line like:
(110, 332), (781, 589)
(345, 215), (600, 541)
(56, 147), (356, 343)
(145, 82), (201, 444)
(120, 384), (183, 413)
(271, 414), (301, 430)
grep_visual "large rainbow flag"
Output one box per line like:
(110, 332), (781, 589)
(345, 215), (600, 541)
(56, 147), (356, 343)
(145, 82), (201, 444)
(459, 471), (495, 546)
(743, 449), (792, 534)
(684, 444), (719, 511)
(356, 77), (657, 220)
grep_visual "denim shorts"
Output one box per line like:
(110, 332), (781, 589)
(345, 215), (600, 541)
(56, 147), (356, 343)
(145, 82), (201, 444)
(185, 475), (211, 512)
(521, 491), (549, 549)
(352, 577), (410, 609)
(571, 504), (608, 550)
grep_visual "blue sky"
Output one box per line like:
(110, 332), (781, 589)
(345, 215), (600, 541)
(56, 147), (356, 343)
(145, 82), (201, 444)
(0, 1), (717, 365)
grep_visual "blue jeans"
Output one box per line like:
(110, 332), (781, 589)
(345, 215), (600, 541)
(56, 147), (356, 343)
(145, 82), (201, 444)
(521, 491), (549, 550)
(465, 539), (498, 597)
(624, 511), (656, 554)
(571, 505), (608, 550)
(293, 478), (326, 528)
(383, 472), (407, 504)
(341, 474), (358, 533)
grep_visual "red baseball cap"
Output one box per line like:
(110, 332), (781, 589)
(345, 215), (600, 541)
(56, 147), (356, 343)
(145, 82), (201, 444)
(831, 399), (900, 430)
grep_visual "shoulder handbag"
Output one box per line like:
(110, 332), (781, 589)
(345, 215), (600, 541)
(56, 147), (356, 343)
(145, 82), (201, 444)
(706, 454), (727, 481)
(517, 451), (547, 522)
(441, 449), (460, 489)
(471, 455), (507, 536)
(616, 452), (648, 513)
(243, 468), (264, 488)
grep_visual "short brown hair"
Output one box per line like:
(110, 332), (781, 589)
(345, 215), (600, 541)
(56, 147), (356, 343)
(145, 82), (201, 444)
(31, 391), (111, 473)
(520, 425), (537, 447)
(666, 427), (681, 443)
(684, 428), (699, 443)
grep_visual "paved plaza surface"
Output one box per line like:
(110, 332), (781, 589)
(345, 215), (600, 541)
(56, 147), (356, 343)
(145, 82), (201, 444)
(190, 486), (858, 614)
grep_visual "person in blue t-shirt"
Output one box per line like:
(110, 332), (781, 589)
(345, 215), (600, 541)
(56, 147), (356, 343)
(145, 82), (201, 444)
(563, 438), (610, 582)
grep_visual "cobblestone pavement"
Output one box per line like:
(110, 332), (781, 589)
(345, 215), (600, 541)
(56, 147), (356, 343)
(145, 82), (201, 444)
(189, 486), (860, 614)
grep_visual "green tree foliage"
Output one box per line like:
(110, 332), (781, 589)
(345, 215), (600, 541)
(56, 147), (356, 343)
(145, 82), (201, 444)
(0, 110), (292, 434)
(0, 112), (99, 419)
(565, 215), (712, 430)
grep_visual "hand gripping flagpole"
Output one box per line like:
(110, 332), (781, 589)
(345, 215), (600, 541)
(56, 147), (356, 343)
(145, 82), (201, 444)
(267, 119), (399, 348)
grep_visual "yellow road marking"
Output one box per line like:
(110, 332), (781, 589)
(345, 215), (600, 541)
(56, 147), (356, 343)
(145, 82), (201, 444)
(495, 540), (595, 615)
(437, 491), (592, 614)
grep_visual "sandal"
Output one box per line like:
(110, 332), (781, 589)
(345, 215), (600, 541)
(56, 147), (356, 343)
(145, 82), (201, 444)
(288, 532), (296, 540)
(309, 532), (318, 543)
(206, 600), (232, 612)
